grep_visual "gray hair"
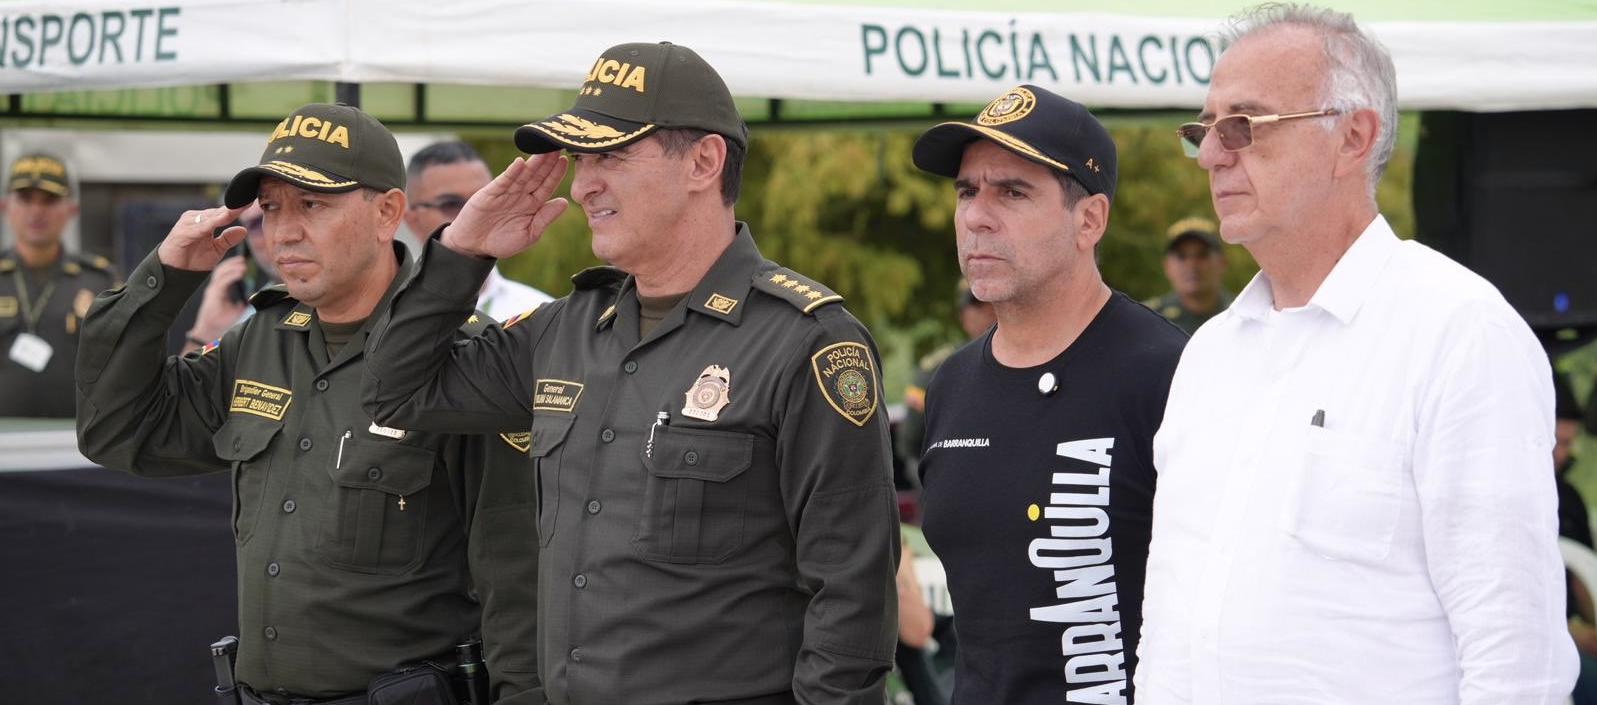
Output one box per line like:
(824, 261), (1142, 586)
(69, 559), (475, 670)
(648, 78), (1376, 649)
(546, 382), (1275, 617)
(1224, 3), (1398, 193)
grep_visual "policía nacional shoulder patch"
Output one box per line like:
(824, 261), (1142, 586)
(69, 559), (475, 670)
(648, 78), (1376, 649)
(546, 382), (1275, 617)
(810, 342), (878, 427)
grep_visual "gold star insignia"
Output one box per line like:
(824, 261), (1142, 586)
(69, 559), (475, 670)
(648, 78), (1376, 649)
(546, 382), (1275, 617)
(467, 314), (479, 324)
(793, 285), (811, 295)
(770, 274), (789, 284)
(805, 291), (823, 301)
(592, 87), (602, 96)
(781, 280), (798, 289)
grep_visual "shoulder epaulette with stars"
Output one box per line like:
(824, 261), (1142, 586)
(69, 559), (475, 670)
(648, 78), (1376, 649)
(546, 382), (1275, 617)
(751, 265), (844, 315)
(249, 283), (294, 310)
(571, 265), (626, 290)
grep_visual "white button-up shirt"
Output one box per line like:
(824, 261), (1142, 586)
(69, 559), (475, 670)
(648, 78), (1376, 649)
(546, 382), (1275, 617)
(1137, 215), (1576, 704)
(477, 267), (553, 322)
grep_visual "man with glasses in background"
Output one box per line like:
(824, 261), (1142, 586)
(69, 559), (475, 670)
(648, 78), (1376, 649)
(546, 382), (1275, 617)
(402, 141), (551, 320)
(1136, 5), (1576, 703)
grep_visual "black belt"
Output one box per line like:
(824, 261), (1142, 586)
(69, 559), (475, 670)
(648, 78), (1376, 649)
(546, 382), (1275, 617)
(238, 684), (366, 705)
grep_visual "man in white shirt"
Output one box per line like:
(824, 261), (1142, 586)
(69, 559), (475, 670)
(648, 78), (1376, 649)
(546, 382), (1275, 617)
(402, 141), (553, 320)
(1137, 5), (1578, 704)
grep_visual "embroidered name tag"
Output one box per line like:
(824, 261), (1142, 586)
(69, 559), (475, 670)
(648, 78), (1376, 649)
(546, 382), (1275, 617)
(533, 379), (584, 413)
(230, 379), (293, 420)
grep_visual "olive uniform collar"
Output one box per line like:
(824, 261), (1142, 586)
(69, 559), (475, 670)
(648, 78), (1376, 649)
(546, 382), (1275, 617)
(597, 222), (762, 336)
(268, 241), (415, 372)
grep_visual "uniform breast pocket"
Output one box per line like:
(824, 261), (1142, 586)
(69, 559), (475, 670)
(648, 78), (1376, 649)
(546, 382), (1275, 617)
(634, 425), (754, 564)
(213, 416), (283, 546)
(1282, 426), (1406, 563)
(528, 414), (576, 548)
(320, 438), (436, 575)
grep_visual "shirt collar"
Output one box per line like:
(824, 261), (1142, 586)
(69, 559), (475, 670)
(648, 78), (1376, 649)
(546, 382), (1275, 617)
(1230, 214), (1399, 325)
(600, 222), (761, 333)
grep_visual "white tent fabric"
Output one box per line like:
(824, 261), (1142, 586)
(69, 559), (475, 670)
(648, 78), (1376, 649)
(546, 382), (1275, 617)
(1, 0), (1595, 111)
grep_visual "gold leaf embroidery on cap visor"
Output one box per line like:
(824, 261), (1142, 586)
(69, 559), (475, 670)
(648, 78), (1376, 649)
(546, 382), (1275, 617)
(525, 115), (657, 149)
(259, 161), (357, 188)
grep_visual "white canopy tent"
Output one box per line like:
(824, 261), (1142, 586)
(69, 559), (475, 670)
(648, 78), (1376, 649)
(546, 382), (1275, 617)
(1, 0), (1594, 113)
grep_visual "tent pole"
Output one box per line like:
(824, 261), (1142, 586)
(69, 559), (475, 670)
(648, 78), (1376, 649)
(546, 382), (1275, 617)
(335, 82), (362, 108)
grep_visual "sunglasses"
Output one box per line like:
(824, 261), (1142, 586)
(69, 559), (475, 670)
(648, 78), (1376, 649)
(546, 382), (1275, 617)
(409, 194), (469, 218)
(1177, 108), (1339, 158)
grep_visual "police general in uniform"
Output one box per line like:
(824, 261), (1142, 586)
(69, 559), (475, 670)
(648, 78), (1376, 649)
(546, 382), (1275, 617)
(362, 42), (899, 705)
(75, 103), (540, 704)
(1, 153), (118, 417)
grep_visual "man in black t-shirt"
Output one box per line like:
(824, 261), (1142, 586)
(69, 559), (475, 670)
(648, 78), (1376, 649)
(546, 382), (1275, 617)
(910, 85), (1186, 705)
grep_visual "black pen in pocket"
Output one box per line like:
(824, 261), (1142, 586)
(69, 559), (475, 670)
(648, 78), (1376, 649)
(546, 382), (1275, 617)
(1310, 409), (1326, 428)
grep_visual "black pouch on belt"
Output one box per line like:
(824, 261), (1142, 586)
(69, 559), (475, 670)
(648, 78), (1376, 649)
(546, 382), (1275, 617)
(368, 663), (459, 705)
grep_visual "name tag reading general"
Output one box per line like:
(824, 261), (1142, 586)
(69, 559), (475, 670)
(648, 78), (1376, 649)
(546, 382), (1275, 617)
(9, 332), (53, 372)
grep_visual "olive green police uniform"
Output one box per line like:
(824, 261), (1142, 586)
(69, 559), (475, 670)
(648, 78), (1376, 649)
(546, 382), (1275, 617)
(366, 225), (899, 705)
(74, 103), (542, 702)
(364, 42), (897, 704)
(1142, 290), (1233, 336)
(0, 248), (117, 416)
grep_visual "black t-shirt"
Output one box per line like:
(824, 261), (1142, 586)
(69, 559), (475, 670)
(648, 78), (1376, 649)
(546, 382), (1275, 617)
(919, 291), (1185, 705)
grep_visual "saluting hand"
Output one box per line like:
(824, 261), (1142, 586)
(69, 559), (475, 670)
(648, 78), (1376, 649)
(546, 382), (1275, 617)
(440, 153), (569, 259)
(157, 206), (249, 272)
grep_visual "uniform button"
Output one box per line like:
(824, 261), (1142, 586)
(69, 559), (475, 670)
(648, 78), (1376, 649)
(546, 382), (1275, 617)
(623, 360), (638, 374)
(263, 626), (278, 640)
(315, 379), (329, 391)
(298, 437), (312, 451)
(586, 500), (601, 515)
(266, 562), (280, 577)
(282, 499), (296, 513)
(600, 428), (615, 443)
(232, 437), (243, 452)
(569, 648), (582, 662)
(367, 467), (382, 481)
(145, 275), (158, 288)
(684, 450), (699, 466)
(573, 574), (587, 588)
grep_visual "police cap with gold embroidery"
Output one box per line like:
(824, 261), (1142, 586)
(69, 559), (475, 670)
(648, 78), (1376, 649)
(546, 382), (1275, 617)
(514, 41), (748, 155)
(912, 84), (1117, 201)
(8, 153), (72, 197)
(224, 103), (406, 208)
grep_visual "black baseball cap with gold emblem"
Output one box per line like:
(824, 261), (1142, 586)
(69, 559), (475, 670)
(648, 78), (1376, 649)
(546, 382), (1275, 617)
(912, 84), (1117, 201)
(514, 41), (748, 155)
(224, 103), (405, 208)
(8, 153), (73, 197)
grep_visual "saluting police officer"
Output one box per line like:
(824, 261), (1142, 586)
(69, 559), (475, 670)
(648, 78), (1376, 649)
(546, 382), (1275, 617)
(75, 104), (540, 704)
(363, 42), (899, 705)
(0, 153), (118, 417)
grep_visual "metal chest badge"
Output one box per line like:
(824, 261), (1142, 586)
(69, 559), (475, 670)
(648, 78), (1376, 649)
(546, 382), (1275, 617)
(682, 365), (732, 422)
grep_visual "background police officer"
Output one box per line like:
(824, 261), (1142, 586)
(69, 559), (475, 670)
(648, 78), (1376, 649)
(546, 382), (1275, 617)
(0, 153), (117, 417)
(1143, 216), (1231, 335)
(75, 103), (538, 703)
(363, 41), (899, 705)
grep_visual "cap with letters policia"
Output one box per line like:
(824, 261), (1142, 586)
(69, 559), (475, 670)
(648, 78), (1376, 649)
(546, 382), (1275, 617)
(912, 84), (1117, 201)
(224, 103), (406, 208)
(514, 41), (749, 154)
(8, 154), (72, 197)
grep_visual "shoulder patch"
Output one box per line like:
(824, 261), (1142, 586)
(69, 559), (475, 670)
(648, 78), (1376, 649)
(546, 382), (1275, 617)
(810, 341), (879, 427)
(571, 265), (626, 290)
(752, 266), (843, 315)
(249, 283), (294, 310)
